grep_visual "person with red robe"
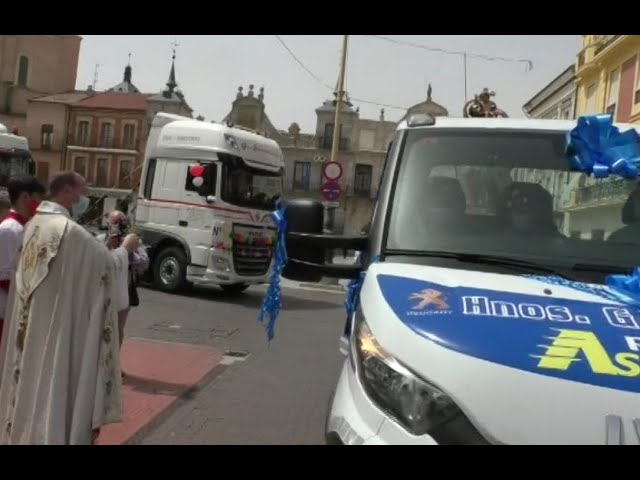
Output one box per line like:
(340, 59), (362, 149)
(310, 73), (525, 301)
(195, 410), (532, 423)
(0, 176), (45, 344)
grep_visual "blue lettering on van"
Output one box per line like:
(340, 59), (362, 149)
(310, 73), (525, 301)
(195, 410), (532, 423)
(375, 274), (640, 393)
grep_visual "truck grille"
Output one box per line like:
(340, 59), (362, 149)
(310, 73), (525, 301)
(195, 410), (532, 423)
(232, 244), (272, 277)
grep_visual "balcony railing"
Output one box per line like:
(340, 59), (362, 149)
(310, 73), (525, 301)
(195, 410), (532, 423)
(576, 178), (635, 205)
(594, 35), (621, 56)
(317, 136), (349, 151)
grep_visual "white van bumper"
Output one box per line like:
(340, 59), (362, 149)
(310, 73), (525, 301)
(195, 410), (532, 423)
(325, 361), (438, 445)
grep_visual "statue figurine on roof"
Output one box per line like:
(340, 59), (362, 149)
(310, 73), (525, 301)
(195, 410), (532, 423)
(463, 88), (508, 118)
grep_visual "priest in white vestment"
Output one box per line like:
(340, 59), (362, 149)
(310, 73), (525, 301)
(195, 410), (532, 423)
(0, 172), (139, 445)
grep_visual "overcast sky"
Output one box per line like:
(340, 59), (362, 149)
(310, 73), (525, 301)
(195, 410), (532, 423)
(76, 35), (581, 133)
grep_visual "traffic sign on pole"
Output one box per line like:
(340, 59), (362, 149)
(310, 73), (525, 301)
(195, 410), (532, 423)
(321, 180), (342, 202)
(322, 161), (343, 182)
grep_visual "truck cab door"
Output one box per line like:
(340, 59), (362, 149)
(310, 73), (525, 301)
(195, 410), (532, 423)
(179, 162), (218, 268)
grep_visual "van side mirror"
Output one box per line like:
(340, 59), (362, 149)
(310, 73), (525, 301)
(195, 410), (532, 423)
(282, 199), (367, 282)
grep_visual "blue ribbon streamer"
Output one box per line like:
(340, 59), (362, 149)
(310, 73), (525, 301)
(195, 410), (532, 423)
(257, 204), (288, 341)
(606, 268), (640, 306)
(566, 114), (640, 179)
(344, 255), (380, 331)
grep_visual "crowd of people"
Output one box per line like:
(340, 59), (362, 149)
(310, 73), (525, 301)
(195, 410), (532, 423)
(0, 171), (148, 444)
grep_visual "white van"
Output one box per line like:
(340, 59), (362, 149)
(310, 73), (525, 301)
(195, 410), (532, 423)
(135, 113), (284, 293)
(0, 123), (35, 186)
(283, 114), (640, 445)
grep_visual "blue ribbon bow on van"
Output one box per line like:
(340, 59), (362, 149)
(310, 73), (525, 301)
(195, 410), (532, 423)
(533, 114), (640, 304)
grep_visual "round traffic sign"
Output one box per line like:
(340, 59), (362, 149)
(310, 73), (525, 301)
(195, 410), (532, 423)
(322, 162), (343, 181)
(321, 180), (342, 202)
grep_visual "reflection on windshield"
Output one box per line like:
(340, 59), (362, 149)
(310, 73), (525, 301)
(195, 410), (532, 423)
(386, 129), (640, 282)
(221, 154), (283, 211)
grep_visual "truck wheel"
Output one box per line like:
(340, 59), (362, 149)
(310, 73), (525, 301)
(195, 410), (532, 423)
(220, 283), (250, 295)
(153, 247), (188, 292)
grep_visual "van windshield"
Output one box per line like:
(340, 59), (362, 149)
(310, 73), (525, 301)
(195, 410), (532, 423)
(220, 154), (283, 211)
(385, 128), (640, 282)
(0, 151), (33, 186)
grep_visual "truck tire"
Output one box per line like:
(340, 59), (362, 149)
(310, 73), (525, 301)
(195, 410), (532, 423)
(220, 283), (250, 295)
(153, 246), (188, 293)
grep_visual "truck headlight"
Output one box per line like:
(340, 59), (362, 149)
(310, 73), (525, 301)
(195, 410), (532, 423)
(353, 310), (488, 443)
(212, 256), (231, 272)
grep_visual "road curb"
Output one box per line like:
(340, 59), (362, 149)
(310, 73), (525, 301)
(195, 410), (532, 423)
(299, 283), (345, 292)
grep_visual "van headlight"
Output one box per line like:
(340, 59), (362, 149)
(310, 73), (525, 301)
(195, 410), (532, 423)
(352, 310), (488, 443)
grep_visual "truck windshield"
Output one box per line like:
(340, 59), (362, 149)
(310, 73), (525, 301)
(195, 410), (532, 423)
(221, 154), (283, 211)
(385, 128), (640, 281)
(0, 151), (33, 186)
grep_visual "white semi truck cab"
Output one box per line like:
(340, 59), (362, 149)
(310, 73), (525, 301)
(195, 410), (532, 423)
(135, 113), (284, 293)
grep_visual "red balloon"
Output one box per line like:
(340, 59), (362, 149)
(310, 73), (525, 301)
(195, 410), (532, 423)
(190, 164), (205, 177)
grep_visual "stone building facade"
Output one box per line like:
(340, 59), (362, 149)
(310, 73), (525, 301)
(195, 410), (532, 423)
(222, 84), (449, 233)
(0, 35), (81, 133)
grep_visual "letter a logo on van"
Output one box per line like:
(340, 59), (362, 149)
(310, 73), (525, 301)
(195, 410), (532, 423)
(532, 329), (640, 378)
(409, 289), (449, 310)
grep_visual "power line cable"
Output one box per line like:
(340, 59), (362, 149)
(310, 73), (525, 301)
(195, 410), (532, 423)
(274, 35), (408, 111)
(367, 35), (533, 71)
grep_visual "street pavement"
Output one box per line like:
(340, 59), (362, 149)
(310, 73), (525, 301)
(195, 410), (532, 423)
(120, 280), (348, 445)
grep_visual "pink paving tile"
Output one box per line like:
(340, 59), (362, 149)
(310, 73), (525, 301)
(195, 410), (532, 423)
(95, 338), (223, 445)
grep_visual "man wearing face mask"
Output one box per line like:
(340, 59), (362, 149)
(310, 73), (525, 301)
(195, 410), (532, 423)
(0, 171), (139, 445)
(0, 176), (46, 345)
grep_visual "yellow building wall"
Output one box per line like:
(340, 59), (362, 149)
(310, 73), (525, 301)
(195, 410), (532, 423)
(575, 35), (640, 123)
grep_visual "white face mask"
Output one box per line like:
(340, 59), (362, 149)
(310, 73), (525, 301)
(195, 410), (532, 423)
(72, 195), (90, 220)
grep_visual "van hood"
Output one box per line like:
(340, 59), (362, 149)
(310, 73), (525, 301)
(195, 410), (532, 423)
(360, 262), (640, 444)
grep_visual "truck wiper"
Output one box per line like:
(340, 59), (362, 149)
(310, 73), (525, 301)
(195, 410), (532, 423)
(384, 249), (569, 279)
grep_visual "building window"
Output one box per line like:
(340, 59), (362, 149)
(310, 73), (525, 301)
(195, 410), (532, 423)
(293, 161), (311, 191)
(359, 129), (375, 151)
(36, 162), (49, 185)
(119, 160), (134, 189)
(17, 56), (28, 87)
(354, 164), (373, 195)
(606, 67), (620, 119)
(321, 123), (346, 151)
(560, 100), (572, 119)
(122, 124), (136, 149)
(99, 122), (114, 148)
(77, 121), (90, 146)
(585, 84), (597, 114)
(96, 158), (109, 187)
(41, 124), (53, 150)
(73, 157), (87, 178)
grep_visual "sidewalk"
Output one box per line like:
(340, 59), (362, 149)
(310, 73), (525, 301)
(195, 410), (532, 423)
(95, 338), (222, 445)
